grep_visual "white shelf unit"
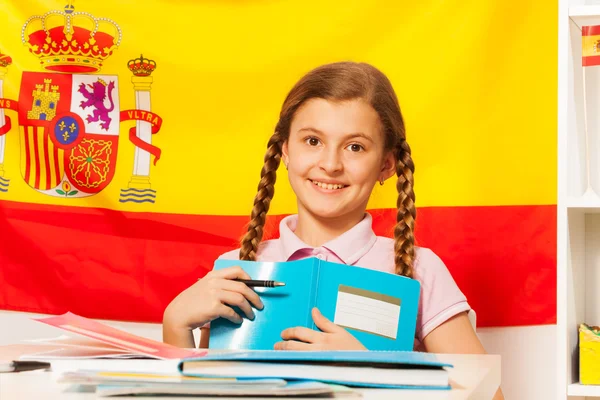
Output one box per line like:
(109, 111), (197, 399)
(569, 383), (600, 397)
(559, 1), (600, 398)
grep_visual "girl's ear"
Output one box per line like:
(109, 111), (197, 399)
(380, 151), (396, 181)
(282, 141), (289, 166)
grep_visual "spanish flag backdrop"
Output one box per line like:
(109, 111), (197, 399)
(0, 0), (557, 327)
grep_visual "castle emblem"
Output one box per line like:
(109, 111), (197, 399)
(0, 2), (162, 203)
(28, 79), (60, 121)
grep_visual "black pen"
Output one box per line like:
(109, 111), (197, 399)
(234, 279), (285, 288)
(0, 360), (51, 373)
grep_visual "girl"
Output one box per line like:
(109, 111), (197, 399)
(163, 61), (503, 399)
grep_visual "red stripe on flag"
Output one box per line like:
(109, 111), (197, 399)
(43, 130), (51, 190)
(24, 128), (31, 184)
(33, 128), (40, 189)
(583, 55), (600, 67)
(583, 25), (600, 36)
(368, 206), (557, 327)
(53, 144), (60, 186)
(0, 200), (556, 327)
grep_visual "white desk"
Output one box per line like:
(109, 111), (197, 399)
(0, 353), (500, 400)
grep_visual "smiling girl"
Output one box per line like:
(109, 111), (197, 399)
(162, 62), (503, 398)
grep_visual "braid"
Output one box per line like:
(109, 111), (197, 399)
(239, 131), (284, 261)
(393, 138), (416, 278)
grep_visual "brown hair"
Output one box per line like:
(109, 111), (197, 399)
(239, 62), (416, 278)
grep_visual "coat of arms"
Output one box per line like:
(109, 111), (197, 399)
(0, 2), (162, 203)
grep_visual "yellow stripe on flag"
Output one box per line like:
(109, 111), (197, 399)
(47, 134), (57, 189)
(27, 126), (36, 188)
(582, 34), (600, 57)
(18, 125), (26, 185)
(0, 0), (557, 214)
(36, 126), (48, 190)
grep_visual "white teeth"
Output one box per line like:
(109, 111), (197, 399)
(311, 180), (346, 190)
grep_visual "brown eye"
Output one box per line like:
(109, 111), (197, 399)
(348, 143), (364, 152)
(307, 137), (320, 146)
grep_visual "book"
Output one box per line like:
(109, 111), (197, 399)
(209, 257), (420, 351)
(19, 312), (204, 360)
(93, 380), (347, 397)
(54, 362), (358, 397)
(178, 350), (452, 389)
(19, 336), (157, 360)
(58, 369), (281, 385)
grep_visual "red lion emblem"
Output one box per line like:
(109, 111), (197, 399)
(78, 79), (116, 130)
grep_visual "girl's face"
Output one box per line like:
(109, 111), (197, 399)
(282, 98), (396, 222)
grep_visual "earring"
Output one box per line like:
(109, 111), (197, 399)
(379, 178), (384, 186)
(284, 160), (288, 170)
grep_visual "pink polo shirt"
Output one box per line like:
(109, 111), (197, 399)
(217, 213), (471, 348)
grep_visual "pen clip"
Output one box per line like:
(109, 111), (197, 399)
(10, 361), (51, 373)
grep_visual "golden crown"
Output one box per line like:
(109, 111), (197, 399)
(21, 3), (122, 74)
(127, 54), (157, 77)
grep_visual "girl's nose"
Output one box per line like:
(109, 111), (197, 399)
(318, 148), (343, 173)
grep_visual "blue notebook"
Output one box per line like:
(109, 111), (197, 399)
(208, 257), (420, 351)
(178, 350), (452, 389)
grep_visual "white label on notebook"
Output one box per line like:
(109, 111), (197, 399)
(333, 285), (401, 339)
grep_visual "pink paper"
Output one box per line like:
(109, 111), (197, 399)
(34, 312), (204, 360)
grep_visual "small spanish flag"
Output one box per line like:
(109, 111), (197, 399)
(583, 25), (600, 66)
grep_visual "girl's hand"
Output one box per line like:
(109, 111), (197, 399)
(274, 307), (366, 351)
(163, 266), (264, 346)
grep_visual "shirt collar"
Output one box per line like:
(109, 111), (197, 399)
(278, 213), (377, 264)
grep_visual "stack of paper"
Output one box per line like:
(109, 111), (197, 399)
(18, 312), (201, 360)
(11, 312), (451, 397)
(178, 350), (452, 390)
(56, 370), (350, 397)
(8, 313), (355, 397)
(94, 381), (347, 398)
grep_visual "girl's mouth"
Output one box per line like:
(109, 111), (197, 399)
(309, 179), (348, 190)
